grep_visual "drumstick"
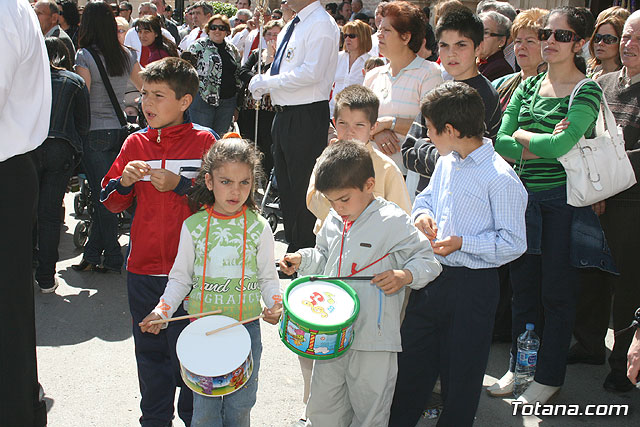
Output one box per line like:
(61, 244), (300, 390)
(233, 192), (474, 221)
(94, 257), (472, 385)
(309, 275), (375, 281)
(147, 309), (222, 325)
(205, 314), (265, 336)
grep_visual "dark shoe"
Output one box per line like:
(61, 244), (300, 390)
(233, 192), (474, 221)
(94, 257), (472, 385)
(72, 259), (97, 271)
(603, 371), (635, 393)
(566, 345), (605, 365)
(93, 264), (121, 274)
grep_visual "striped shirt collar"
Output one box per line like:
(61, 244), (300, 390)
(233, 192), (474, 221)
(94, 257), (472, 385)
(451, 137), (494, 165)
(381, 55), (424, 78)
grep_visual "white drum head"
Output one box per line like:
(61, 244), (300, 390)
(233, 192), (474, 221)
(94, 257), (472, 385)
(177, 315), (251, 377)
(288, 281), (356, 326)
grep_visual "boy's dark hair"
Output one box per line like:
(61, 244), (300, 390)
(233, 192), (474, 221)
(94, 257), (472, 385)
(420, 81), (485, 139)
(334, 85), (379, 125)
(435, 8), (484, 48)
(188, 138), (263, 212)
(315, 140), (375, 192)
(139, 57), (199, 99)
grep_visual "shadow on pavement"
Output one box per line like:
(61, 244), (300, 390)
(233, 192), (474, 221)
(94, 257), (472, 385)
(35, 266), (132, 346)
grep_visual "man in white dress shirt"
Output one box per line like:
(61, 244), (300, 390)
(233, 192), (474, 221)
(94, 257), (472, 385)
(249, 0), (339, 252)
(1, 1), (51, 426)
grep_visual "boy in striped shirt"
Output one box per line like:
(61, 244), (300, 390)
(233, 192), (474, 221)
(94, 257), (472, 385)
(390, 81), (527, 427)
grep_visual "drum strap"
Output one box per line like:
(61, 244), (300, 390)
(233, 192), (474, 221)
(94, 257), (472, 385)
(200, 207), (248, 320)
(338, 218), (390, 277)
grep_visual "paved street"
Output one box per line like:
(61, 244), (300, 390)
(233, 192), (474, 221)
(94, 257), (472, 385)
(34, 192), (639, 426)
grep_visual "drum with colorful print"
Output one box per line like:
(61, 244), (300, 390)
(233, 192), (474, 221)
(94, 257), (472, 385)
(176, 315), (253, 397)
(280, 276), (360, 360)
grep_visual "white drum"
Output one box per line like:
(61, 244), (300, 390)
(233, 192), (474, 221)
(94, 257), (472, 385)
(177, 315), (253, 397)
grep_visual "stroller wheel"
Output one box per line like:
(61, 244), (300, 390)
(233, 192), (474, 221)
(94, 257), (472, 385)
(73, 221), (90, 249)
(266, 212), (278, 232)
(73, 193), (85, 216)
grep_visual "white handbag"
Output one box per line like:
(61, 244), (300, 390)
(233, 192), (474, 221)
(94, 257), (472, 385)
(558, 78), (636, 207)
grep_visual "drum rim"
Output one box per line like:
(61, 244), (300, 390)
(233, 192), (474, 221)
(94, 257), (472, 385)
(282, 276), (360, 331)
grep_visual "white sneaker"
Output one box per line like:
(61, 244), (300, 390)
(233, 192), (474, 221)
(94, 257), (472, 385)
(39, 277), (59, 294)
(516, 381), (560, 405)
(487, 371), (515, 397)
(291, 419), (307, 427)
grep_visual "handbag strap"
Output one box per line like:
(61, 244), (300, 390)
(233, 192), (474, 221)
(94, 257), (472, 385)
(86, 47), (128, 127)
(568, 78), (621, 140)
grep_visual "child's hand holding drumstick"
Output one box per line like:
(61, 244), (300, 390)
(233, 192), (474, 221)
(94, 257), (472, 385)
(279, 253), (301, 275)
(139, 312), (163, 335)
(262, 302), (283, 325)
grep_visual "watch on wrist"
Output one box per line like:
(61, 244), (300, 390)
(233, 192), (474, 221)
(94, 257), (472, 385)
(390, 116), (397, 131)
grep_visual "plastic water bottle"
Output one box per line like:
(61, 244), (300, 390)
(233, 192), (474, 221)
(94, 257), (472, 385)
(514, 323), (540, 398)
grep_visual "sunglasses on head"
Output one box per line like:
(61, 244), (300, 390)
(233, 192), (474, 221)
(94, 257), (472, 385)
(210, 24), (228, 32)
(538, 28), (581, 43)
(594, 33), (619, 44)
(343, 33), (357, 39)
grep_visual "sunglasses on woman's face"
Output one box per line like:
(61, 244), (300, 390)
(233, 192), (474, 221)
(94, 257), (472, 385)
(210, 24), (228, 32)
(538, 28), (581, 43)
(594, 33), (619, 44)
(343, 33), (357, 39)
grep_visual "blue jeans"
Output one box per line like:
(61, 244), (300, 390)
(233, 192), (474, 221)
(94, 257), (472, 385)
(81, 128), (125, 270)
(31, 138), (78, 287)
(189, 94), (237, 137)
(192, 320), (262, 427)
(509, 186), (579, 387)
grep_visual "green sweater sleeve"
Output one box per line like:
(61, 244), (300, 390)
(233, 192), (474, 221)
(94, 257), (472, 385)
(528, 82), (602, 158)
(495, 81), (524, 160)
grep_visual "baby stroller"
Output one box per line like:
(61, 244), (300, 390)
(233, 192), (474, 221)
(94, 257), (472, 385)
(72, 174), (132, 249)
(259, 167), (282, 233)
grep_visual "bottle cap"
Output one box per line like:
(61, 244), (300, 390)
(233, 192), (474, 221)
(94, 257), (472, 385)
(526, 323), (535, 330)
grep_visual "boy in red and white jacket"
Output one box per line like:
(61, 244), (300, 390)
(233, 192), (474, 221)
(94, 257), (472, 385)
(100, 58), (216, 426)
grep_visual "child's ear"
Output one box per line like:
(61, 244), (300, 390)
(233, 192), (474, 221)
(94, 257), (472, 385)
(370, 122), (378, 138)
(444, 123), (456, 137)
(474, 41), (483, 59)
(364, 176), (375, 192)
(204, 172), (214, 191)
(180, 94), (193, 112)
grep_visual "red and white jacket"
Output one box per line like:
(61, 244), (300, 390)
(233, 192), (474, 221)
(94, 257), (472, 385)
(101, 122), (216, 275)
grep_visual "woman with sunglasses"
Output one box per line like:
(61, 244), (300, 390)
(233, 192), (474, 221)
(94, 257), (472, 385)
(478, 10), (514, 82)
(329, 20), (372, 117)
(188, 14), (241, 137)
(587, 6), (630, 79)
(492, 6), (603, 406)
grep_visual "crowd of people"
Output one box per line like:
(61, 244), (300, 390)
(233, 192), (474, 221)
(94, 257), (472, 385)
(3, 0), (640, 426)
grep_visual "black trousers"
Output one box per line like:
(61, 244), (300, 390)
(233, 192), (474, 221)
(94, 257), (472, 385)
(390, 266), (499, 427)
(271, 101), (329, 252)
(573, 200), (640, 375)
(0, 153), (47, 427)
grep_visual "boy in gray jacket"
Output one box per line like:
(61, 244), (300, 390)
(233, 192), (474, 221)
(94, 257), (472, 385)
(280, 141), (442, 427)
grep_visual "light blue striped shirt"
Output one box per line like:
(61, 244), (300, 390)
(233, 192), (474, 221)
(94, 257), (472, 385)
(412, 138), (528, 269)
